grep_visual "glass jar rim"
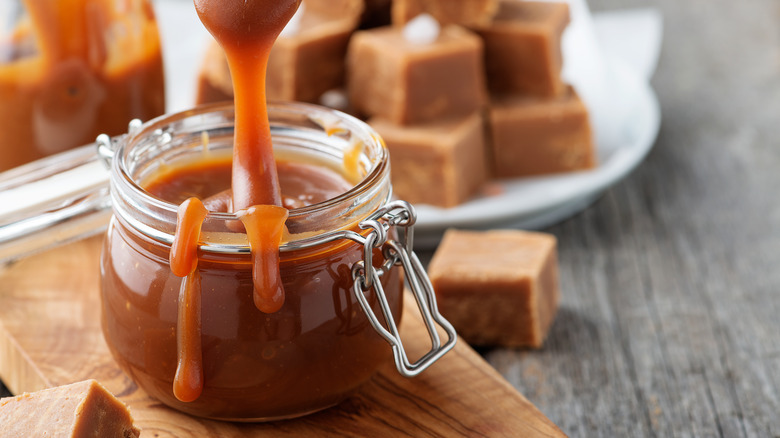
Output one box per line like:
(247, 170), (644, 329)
(109, 101), (391, 253)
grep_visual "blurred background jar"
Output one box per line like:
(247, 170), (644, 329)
(0, 0), (165, 172)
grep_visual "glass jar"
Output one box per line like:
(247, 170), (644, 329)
(0, 0), (165, 172)
(98, 102), (456, 421)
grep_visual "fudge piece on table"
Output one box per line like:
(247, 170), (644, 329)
(0, 379), (140, 438)
(428, 229), (560, 348)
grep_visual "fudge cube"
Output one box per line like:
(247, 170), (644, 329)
(392, 0), (500, 27)
(269, 0), (363, 102)
(347, 25), (486, 125)
(0, 380), (140, 437)
(489, 87), (596, 178)
(196, 0), (363, 105)
(370, 112), (487, 208)
(474, 1), (570, 98)
(428, 229), (559, 348)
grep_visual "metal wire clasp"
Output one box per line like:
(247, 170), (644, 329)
(350, 200), (457, 377)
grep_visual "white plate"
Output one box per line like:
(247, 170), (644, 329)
(412, 58), (661, 248)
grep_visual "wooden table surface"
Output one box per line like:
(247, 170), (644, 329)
(3, 0), (778, 436)
(481, 0), (780, 436)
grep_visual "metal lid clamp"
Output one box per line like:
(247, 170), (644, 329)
(351, 200), (457, 378)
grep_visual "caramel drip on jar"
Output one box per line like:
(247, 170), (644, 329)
(239, 205), (290, 314)
(170, 198), (208, 402)
(173, 270), (204, 403)
(170, 198), (209, 277)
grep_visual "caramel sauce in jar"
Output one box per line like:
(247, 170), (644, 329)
(99, 103), (402, 421)
(0, 0), (165, 172)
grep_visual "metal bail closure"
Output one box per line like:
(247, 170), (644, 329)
(351, 201), (457, 378)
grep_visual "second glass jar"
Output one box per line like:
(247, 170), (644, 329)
(0, 0), (165, 171)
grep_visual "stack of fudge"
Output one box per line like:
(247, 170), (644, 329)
(196, 0), (596, 209)
(195, 0), (578, 348)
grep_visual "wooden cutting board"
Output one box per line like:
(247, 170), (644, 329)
(0, 236), (564, 437)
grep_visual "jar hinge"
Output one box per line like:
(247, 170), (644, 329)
(351, 200), (457, 378)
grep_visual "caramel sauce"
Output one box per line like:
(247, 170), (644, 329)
(170, 198), (208, 402)
(144, 156), (353, 211)
(103, 156), (400, 418)
(169, 198), (209, 278)
(239, 205), (289, 314)
(151, 152), (351, 402)
(193, 0), (302, 210)
(155, 0), (302, 402)
(188, 0), (303, 313)
(173, 269), (204, 403)
(101, 208), (402, 419)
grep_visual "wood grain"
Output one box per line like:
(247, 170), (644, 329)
(479, 1), (780, 436)
(0, 236), (563, 437)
